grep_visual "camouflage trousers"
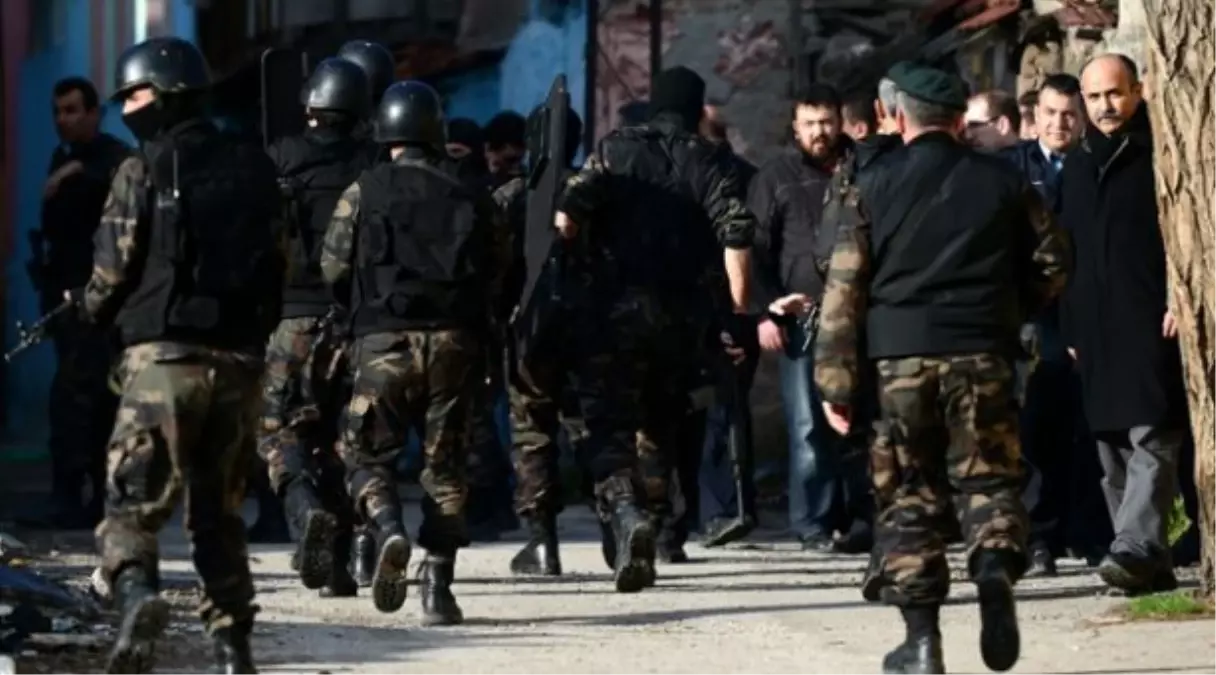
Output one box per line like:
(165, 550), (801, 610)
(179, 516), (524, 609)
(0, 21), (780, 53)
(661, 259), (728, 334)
(258, 316), (355, 539)
(872, 353), (1028, 606)
(513, 291), (661, 513)
(339, 330), (480, 553)
(95, 343), (262, 632)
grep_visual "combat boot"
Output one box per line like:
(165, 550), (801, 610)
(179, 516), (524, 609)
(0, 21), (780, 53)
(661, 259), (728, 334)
(370, 527), (412, 613)
(419, 555), (464, 626)
(105, 566), (170, 674)
(510, 514), (562, 576)
(971, 549), (1021, 672)
(599, 519), (616, 571)
(247, 484), (291, 544)
(320, 527), (358, 598)
(352, 529), (376, 587)
(211, 618), (256, 674)
(282, 479), (338, 591)
(608, 498), (656, 593)
(881, 606), (945, 674)
(861, 546), (885, 603)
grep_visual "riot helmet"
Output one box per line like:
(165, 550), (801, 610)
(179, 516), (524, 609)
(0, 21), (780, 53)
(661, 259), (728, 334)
(337, 40), (395, 105)
(111, 37), (211, 102)
(302, 57), (372, 117)
(374, 81), (445, 152)
(111, 37), (212, 141)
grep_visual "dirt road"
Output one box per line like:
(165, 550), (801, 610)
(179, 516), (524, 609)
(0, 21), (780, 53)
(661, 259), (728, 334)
(20, 507), (1216, 674)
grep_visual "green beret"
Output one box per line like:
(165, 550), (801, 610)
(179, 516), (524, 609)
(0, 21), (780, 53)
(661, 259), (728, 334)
(886, 61), (968, 111)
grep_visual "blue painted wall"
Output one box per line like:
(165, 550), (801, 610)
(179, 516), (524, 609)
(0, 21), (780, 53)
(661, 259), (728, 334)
(499, 0), (587, 133)
(2, 0), (196, 454)
(436, 0), (587, 156)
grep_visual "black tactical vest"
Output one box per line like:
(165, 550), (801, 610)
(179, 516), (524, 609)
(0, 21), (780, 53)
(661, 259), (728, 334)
(274, 131), (376, 317)
(861, 133), (1028, 359)
(596, 126), (721, 306)
(114, 121), (285, 351)
(351, 159), (485, 335)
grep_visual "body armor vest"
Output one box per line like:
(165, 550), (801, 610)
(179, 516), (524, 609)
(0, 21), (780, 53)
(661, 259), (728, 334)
(351, 160), (485, 335)
(275, 132), (376, 317)
(114, 121), (285, 351)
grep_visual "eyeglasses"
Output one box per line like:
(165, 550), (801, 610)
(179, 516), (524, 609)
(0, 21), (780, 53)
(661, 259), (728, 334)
(965, 118), (998, 130)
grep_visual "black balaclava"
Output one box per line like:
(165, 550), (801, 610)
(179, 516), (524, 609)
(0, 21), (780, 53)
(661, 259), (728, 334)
(123, 92), (198, 142)
(648, 66), (706, 132)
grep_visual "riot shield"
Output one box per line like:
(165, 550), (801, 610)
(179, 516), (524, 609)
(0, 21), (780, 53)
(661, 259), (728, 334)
(260, 47), (310, 149)
(513, 75), (570, 364)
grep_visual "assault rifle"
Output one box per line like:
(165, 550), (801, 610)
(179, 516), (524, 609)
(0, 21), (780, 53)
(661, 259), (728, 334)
(5, 296), (75, 362)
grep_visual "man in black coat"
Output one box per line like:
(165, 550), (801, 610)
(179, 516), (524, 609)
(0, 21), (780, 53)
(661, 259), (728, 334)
(1060, 54), (1187, 594)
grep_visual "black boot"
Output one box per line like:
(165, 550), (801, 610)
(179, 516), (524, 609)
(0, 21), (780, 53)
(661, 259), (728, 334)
(370, 528), (412, 613)
(861, 546), (885, 603)
(599, 519), (616, 572)
(972, 549), (1022, 673)
(352, 529), (376, 588)
(320, 527), (358, 598)
(510, 515), (562, 576)
(106, 567), (170, 674)
(282, 479), (337, 591)
(608, 498), (656, 593)
(247, 485), (291, 544)
(419, 556), (464, 626)
(211, 619), (257, 674)
(881, 606), (945, 674)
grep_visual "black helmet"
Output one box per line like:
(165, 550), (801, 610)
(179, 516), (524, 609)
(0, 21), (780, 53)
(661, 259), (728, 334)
(337, 40), (395, 105)
(302, 58), (372, 116)
(374, 81), (445, 150)
(112, 37), (210, 101)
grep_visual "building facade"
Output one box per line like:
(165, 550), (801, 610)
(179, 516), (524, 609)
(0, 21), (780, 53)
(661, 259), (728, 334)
(0, 0), (196, 457)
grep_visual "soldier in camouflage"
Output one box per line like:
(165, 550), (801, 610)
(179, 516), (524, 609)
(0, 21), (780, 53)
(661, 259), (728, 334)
(259, 57), (377, 599)
(321, 81), (511, 625)
(812, 62), (1070, 674)
(557, 66), (756, 592)
(499, 103), (585, 577)
(82, 37), (285, 674)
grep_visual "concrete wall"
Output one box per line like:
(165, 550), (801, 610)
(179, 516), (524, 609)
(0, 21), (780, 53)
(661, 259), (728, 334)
(1, 0), (196, 458)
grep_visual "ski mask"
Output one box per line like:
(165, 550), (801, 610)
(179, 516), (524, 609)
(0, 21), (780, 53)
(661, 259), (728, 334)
(648, 67), (706, 132)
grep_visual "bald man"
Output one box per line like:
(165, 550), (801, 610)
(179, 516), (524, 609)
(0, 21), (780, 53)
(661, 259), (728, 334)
(1060, 53), (1187, 595)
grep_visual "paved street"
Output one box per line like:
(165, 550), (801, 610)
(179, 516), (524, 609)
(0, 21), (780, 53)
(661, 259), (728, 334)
(64, 507), (1202, 674)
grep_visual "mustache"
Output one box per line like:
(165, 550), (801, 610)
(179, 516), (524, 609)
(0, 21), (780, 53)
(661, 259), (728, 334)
(1099, 110), (1121, 121)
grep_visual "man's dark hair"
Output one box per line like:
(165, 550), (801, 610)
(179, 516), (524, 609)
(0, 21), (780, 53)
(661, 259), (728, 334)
(1041, 73), (1081, 97)
(485, 111), (527, 150)
(52, 76), (100, 110)
(1018, 89), (1039, 109)
(980, 90), (1021, 130)
(793, 83), (841, 116)
(842, 94), (877, 132)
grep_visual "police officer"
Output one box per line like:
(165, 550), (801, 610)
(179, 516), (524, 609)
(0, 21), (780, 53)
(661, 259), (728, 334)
(81, 37), (284, 673)
(335, 39), (396, 578)
(503, 103), (584, 576)
(260, 57), (376, 599)
(336, 40), (395, 145)
(321, 81), (510, 625)
(557, 66), (756, 592)
(812, 62), (1071, 673)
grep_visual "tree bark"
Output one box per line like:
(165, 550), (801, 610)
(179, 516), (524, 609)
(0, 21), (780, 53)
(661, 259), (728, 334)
(1141, 0), (1215, 602)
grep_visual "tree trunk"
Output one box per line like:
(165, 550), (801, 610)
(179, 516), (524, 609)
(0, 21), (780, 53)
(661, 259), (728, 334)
(1141, 0), (1216, 602)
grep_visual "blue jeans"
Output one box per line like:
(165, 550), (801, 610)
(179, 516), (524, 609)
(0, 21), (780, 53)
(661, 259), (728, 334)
(778, 326), (837, 539)
(699, 351), (758, 526)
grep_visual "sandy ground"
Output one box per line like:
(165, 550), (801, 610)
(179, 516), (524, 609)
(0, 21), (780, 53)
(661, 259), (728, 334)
(14, 505), (1216, 675)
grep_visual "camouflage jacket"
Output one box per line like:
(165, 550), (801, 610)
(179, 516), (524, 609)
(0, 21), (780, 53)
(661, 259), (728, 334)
(812, 143), (1071, 407)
